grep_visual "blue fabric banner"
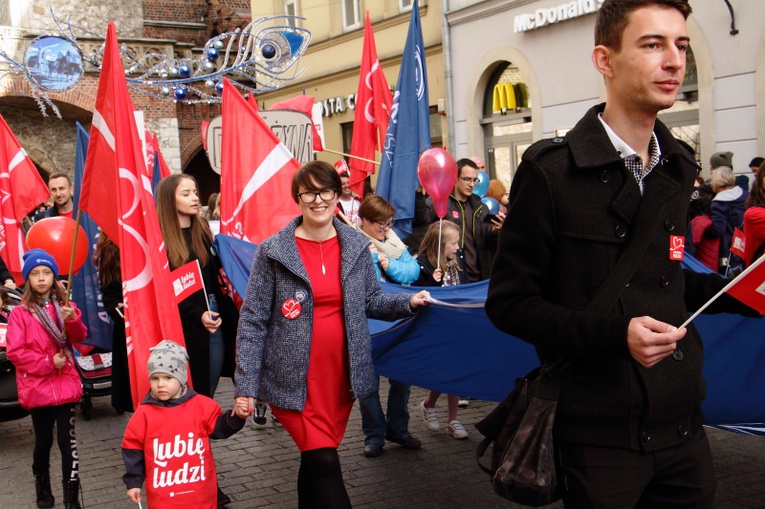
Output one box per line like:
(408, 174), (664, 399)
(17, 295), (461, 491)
(214, 233), (765, 434)
(375, 0), (431, 238)
(71, 123), (113, 350)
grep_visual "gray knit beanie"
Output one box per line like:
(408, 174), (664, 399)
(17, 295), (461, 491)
(147, 340), (188, 386)
(710, 151), (733, 169)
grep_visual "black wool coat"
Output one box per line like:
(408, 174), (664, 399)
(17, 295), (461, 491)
(486, 103), (758, 452)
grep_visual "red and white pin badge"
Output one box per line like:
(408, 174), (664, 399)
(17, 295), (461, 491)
(669, 235), (685, 261)
(282, 298), (302, 320)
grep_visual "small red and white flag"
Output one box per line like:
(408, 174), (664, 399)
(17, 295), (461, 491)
(220, 78), (300, 244)
(170, 260), (206, 305)
(730, 228), (746, 259)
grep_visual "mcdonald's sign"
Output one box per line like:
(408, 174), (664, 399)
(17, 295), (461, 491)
(492, 83), (516, 114)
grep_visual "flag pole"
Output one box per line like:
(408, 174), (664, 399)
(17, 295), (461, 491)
(323, 148), (380, 165)
(64, 209), (83, 307)
(679, 254), (765, 329)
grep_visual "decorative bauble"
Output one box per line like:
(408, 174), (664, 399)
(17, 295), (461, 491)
(214, 40), (224, 50)
(215, 81), (224, 95)
(174, 87), (187, 100)
(168, 67), (179, 78)
(179, 64), (191, 77)
(159, 70), (168, 78)
(206, 47), (219, 61)
(261, 44), (276, 59)
(160, 86), (171, 97)
(205, 79), (215, 89)
(204, 61), (215, 72)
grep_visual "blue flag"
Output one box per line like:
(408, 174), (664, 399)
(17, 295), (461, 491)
(376, 0), (431, 237)
(71, 122), (113, 350)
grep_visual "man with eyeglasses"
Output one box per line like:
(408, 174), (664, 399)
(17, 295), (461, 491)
(416, 158), (504, 282)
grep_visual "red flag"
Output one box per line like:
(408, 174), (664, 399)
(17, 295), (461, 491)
(348, 11), (392, 197)
(269, 95), (323, 151)
(0, 115), (50, 283)
(170, 260), (206, 305)
(79, 21), (186, 409)
(726, 255), (765, 314)
(247, 93), (259, 111)
(730, 227), (745, 259)
(220, 78), (301, 244)
(147, 131), (170, 180)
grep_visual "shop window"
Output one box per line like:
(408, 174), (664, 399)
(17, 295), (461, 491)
(342, 0), (361, 30)
(400, 0), (414, 12)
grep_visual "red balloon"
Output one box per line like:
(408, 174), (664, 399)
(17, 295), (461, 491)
(418, 148), (457, 218)
(26, 217), (89, 275)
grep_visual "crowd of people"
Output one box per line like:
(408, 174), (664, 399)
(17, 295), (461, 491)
(5, 1), (765, 508)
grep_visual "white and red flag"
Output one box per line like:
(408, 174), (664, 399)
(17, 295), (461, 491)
(170, 260), (206, 305)
(348, 11), (392, 197)
(0, 114), (50, 283)
(219, 78), (300, 244)
(79, 21), (185, 408)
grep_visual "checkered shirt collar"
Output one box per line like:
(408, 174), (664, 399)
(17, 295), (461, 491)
(598, 113), (662, 195)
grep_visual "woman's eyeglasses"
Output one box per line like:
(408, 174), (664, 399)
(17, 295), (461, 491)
(377, 221), (393, 230)
(297, 189), (337, 203)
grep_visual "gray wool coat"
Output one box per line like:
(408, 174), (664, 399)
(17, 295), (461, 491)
(234, 216), (415, 410)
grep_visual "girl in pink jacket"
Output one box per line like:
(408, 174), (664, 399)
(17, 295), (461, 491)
(6, 249), (87, 509)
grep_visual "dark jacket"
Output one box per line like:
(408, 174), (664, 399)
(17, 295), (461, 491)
(234, 216), (415, 410)
(413, 252), (468, 287)
(486, 103), (758, 453)
(178, 229), (238, 397)
(415, 192), (496, 280)
(709, 186), (747, 263)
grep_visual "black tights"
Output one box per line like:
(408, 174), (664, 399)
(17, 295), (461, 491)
(297, 448), (351, 509)
(30, 403), (79, 482)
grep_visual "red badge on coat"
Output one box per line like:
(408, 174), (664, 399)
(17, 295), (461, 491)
(282, 298), (302, 319)
(451, 210), (460, 220)
(669, 235), (685, 261)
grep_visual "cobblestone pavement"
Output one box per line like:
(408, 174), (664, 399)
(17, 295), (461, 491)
(2, 378), (764, 508)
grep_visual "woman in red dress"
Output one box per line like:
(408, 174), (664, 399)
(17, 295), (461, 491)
(234, 162), (430, 508)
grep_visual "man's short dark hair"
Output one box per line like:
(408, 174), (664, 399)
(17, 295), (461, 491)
(47, 172), (72, 186)
(595, 0), (692, 51)
(456, 158), (478, 177)
(749, 157), (765, 169)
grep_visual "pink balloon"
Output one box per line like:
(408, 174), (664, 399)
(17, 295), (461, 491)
(418, 148), (457, 218)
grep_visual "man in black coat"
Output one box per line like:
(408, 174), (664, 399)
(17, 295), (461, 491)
(486, 1), (759, 507)
(415, 158), (504, 281)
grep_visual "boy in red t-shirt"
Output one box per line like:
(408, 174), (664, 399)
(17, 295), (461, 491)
(122, 340), (247, 508)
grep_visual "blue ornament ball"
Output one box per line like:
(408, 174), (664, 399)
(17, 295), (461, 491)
(261, 43), (277, 59)
(174, 87), (187, 100)
(206, 47), (219, 61)
(179, 64), (191, 78)
(215, 81), (224, 95)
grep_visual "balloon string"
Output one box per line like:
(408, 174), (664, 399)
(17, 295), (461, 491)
(437, 219), (442, 273)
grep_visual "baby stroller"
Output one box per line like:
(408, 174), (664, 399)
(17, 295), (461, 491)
(73, 349), (112, 420)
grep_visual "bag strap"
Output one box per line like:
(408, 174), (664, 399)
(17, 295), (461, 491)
(584, 203), (667, 316)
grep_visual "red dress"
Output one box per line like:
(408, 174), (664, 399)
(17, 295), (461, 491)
(271, 236), (353, 451)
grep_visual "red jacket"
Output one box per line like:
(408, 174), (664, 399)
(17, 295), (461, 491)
(743, 206), (765, 267)
(6, 302), (87, 409)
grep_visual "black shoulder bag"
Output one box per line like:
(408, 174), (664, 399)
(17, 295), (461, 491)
(475, 204), (666, 506)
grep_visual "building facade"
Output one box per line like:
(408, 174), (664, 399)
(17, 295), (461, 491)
(444, 0), (764, 191)
(251, 0), (447, 187)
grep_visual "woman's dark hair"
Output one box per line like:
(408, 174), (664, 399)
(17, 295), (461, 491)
(747, 162), (765, 209)
(156, 174), (212, 270)
(358, 194), (395, 223)
(94, 234), (121, 288)
(290, 161), (342, 204)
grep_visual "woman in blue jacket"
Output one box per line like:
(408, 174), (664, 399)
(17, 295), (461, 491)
(234, 162), (429, 508)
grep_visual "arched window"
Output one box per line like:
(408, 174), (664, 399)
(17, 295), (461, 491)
(481, 62), (533, 192)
